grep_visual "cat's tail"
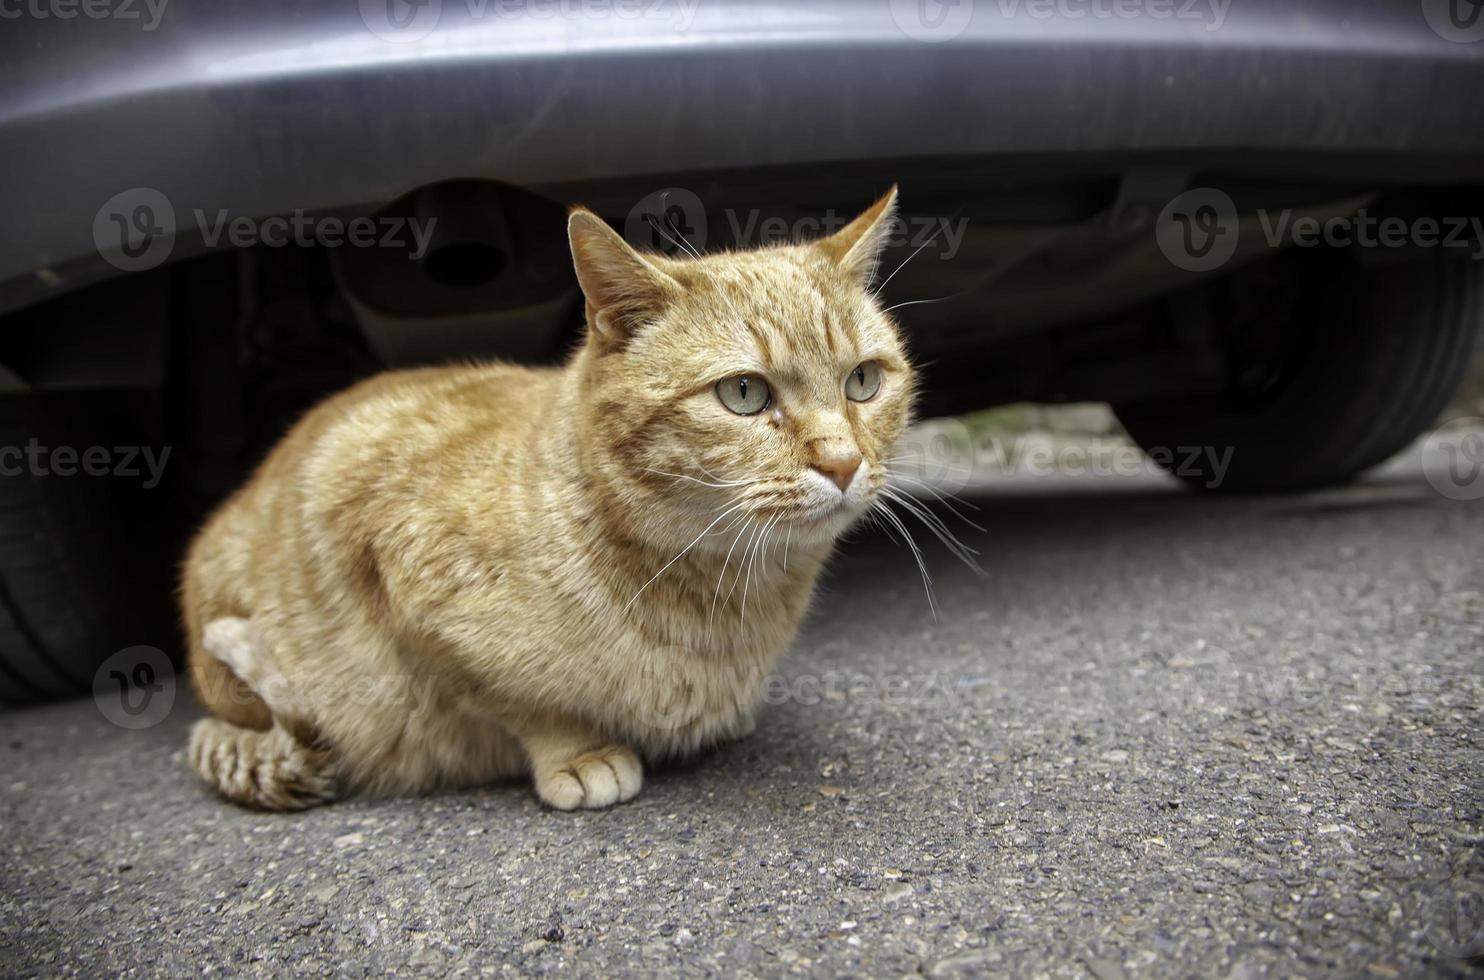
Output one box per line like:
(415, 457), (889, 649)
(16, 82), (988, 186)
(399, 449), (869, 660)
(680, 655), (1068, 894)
(187, 718), (339, 811)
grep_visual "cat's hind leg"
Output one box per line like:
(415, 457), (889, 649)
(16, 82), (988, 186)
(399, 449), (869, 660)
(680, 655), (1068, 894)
(187, 616), (272, 731)
(186, 616), (338, 811)
(200, 617), (309, 721)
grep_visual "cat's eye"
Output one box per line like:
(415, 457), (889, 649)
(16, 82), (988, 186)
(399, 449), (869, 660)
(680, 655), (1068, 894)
(845, 361), (882, 402)
(716, 374), (771, 415)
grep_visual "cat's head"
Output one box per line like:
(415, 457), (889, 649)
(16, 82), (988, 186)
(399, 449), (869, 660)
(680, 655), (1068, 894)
(567, 188), (915, 553)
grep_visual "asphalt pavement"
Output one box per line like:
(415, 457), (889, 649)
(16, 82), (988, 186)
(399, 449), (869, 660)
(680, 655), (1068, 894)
(2, 446), (1481, 978)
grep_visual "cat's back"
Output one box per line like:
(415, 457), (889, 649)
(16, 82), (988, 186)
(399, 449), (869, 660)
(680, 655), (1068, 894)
(218, 361), (562, 538)
(322, 360), (556, 433)
(283, 360), (555, 464)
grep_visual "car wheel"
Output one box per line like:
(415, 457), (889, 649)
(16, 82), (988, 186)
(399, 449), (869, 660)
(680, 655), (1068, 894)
(1115, 251), (1482, 493)
(0, 394), (177, 704)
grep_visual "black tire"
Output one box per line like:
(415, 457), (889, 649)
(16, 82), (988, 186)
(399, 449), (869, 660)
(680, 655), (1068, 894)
(1115, 251), (1483, 493)
(0, 394), (178, 704)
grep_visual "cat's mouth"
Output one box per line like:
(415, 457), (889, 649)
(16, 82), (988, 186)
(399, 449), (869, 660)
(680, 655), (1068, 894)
(791, 492), (870, 528)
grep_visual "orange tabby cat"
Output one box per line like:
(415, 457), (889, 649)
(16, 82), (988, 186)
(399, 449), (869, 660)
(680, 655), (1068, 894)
(182, 188), (915, 810)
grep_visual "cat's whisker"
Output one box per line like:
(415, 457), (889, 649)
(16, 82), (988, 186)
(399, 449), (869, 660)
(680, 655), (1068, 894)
(709, 512), (749, 538)
(872, 236), (934, 299)
(881, 484), (976, 549)
(872, 499), (938, 620)
(657, 191), (704, 259)
(644, 209), (702, 260)
(881, 455), (978, 479)
(879, 487), (982, 573)
(883, 466), (980, 506)
(697, 461), (765, 490)
(710, 516), (757, 634)
(878, 460), (985, 490)
(739, 512), (781, 629)
(883, 486), (972, 548)
(881, 293), (961, 316)
(722, 519), (764, 609)
(644, 467), (751, 489)
(622, 499), (748, 612)
(884, 473), (985, 529)
(871, 209), (961, 299)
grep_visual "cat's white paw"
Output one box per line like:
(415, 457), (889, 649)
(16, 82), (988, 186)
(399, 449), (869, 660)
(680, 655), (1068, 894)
(535, 745), (642, 810)
(202, 616), (304, 718)
(202, 617), (258, 676)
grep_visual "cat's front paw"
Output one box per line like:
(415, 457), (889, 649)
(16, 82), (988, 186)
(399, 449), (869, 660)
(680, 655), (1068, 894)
(534, 744), (642, 810)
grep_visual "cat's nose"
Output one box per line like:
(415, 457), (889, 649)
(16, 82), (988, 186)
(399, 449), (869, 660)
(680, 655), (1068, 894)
(811, 452), (862, 493)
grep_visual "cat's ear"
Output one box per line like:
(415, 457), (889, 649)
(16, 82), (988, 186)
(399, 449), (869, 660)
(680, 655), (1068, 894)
(815, 186), (900, 289)
(568, 209), (680, 346)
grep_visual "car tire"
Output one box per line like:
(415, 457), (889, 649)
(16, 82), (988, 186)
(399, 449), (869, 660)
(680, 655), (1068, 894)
(0, 394), (177, 704)
(1115, 251), (1482, 493)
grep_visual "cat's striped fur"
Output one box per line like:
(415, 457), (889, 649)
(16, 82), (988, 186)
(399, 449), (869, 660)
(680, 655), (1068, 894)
(182, 189), (914, 810)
